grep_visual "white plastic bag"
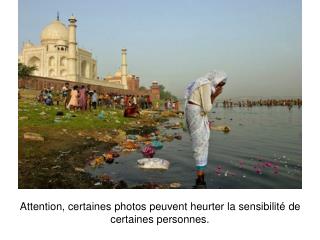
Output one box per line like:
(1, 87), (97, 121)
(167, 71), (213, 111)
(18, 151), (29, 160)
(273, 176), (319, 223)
(137, 158), (170, 170)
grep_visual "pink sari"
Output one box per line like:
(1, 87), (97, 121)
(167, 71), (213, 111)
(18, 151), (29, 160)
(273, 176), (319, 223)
(79, 88), (87, 110)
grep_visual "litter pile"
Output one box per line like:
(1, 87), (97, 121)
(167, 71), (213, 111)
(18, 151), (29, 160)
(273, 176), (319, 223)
(86, 123), (184, 171)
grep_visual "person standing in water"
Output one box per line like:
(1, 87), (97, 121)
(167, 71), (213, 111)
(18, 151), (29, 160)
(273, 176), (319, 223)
(185, 71), (227, 188)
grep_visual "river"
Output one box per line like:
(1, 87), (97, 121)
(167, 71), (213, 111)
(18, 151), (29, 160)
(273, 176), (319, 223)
(87, 106), (302, 189)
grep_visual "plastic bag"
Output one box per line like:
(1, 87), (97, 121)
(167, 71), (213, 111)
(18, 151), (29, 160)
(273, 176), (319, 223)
(137, 158), (170, 170)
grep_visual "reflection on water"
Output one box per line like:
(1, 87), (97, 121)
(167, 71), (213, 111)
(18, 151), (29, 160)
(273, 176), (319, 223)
(87, 106), (302, 189)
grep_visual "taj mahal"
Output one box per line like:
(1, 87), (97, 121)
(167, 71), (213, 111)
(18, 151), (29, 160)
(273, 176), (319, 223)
(19, 14), (140, 91)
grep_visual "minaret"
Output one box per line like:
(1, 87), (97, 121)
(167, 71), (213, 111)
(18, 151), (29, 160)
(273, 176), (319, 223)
(67, 15), (77, 81)
(121, 48), (128, 89)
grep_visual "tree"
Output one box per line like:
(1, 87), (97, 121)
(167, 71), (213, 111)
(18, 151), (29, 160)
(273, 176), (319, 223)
(159, 84), (177, 100)
(139, 86), (147, 91)
(18, 62), (37, 78)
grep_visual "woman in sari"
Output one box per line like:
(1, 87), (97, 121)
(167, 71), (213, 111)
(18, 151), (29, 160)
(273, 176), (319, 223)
(185, 71), (227, 188)
(78, 85), (87, 111)
(67, 85), (79, 111)
(123, 100), (140, 118)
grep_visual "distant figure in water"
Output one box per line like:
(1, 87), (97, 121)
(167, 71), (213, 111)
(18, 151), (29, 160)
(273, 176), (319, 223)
(185, 71), (227, 188)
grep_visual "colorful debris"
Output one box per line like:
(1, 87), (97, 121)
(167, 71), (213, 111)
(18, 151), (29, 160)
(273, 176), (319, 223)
(141, 145), (155, 158)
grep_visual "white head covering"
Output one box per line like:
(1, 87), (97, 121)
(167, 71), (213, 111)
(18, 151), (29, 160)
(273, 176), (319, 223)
(184, 70), (227, 100)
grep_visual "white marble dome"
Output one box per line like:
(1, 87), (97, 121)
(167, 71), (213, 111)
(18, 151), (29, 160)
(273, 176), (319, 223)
(41, 20), (68, 44)
(114, 69), (122, 77)
(56, 39), (68, 46)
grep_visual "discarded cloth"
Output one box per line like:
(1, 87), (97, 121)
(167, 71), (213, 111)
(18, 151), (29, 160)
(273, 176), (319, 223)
(137, 158), (170, 170)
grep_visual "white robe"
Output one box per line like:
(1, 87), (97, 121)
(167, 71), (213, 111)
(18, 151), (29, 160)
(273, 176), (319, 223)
(184, 71), (227, 168)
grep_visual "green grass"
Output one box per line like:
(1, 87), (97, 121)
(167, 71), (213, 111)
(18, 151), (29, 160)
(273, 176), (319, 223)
(18, 99), (134, 132)
(18, 94), (173, 188)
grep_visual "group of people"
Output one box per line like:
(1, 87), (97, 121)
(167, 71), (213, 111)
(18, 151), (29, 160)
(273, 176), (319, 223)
(37, 88), (62, 106)
(37, 83), (156, 116)
(164, 98), (179, 111)
(219, 98), (302, 108)
(63, 84), (98, 111)
(97, 94), (153, 110)
(37, 83), (98, 110)
(123, 95), (157, 117)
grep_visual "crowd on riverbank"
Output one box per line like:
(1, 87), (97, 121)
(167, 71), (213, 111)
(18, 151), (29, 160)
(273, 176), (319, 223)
(34, 83), (301, 113)
(218, 98), (302, 108)
(34, 82), (183, 116)
(35, 82), (160, 116)
(164, 98), (180, 112)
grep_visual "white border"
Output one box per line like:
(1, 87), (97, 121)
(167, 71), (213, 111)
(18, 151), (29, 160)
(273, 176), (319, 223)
(0, 0), (318, 239)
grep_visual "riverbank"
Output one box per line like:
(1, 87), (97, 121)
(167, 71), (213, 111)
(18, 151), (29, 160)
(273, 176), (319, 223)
(18, 91), (302, 189)
(18, 91), (183, 188)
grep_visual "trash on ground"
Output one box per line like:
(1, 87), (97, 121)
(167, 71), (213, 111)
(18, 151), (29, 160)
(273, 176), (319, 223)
(127, 134), (137, 140)
(273, 165), (279, 174)
(215, 165), (222, 176)
(264, 162), (273, 168)
(24, 132), (44, 141)
(54, 117), (62, 123)
(122, 141), (140, 151)
(74, 167), (85, 173)
(137, 158), (170, 170)
(169, 182), (181, 188)
(113, 130), (126, 143)
(90, 156), (105, 167)
(141, 145), (155, 158)
(110, 151), (120, 158)
(98, 111), (106, 120)
(103, 152), (114, 164)
(99, 174), (112, 183)
(151, 140), (163, 149)
(111, 145), (123, 153)
(210, 125), (231, 133)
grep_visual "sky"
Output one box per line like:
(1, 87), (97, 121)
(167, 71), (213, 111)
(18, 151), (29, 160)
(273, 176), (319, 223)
(18, 0), (301, 98)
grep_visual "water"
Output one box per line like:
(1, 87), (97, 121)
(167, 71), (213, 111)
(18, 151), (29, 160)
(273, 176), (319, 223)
(87, 106), (302, 189)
